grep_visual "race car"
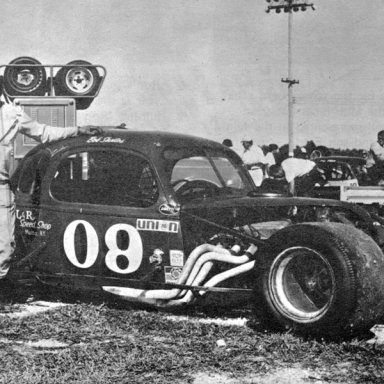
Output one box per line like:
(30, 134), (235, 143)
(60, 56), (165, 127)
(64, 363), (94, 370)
(9, 129), (384, 338)
(309, 157), (362, 200)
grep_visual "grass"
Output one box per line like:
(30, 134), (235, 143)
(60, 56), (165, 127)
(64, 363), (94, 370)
(0, 291), (384, 383)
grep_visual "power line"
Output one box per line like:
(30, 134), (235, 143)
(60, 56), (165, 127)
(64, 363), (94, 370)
(265, 0), (315, 159)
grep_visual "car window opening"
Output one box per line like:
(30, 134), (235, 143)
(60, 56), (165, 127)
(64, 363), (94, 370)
(50, 149), (159, 207)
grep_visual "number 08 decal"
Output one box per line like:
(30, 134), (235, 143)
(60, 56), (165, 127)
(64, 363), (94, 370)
(63, 220), (143, 274)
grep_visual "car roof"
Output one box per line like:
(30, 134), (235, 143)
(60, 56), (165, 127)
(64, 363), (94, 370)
(33, 128), (229, 156)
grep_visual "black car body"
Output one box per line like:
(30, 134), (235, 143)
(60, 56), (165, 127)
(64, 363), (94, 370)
(9, 129), (384, 338)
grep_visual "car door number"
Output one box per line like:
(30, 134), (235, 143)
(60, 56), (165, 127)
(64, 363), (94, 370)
(63, 220), (143, 274)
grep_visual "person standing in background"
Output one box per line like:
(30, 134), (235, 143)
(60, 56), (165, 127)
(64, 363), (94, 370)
(239, 137), (267, 187)
(369, 130), (384, 184)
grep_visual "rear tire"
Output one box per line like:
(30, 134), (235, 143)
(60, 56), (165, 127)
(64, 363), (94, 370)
(253, 222), (384, 338)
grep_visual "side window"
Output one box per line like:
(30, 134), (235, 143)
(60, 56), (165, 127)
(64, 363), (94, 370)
(50, 149), (159, 207)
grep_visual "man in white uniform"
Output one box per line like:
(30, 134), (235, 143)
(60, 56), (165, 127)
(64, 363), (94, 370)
(240, 138), (267, 187)
(0, 105), (100, 281)
(281, 157), (316, 183)
(369, 130), (384, 184)
(370, 131), (384, 163)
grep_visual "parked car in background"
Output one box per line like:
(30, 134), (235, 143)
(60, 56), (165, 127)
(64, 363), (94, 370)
(309, 156), (366, 199)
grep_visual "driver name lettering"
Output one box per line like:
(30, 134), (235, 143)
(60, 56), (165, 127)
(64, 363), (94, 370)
(136, 219), (179, 233)
(87, 136), (125, 144)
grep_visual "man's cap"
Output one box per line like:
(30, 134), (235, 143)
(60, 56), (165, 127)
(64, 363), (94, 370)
(241, 136), (253, 143)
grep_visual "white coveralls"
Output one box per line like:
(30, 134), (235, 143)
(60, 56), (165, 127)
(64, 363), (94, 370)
(0, 106), (79, 279)
(241, 145), (267, 187)
(370, 141), (384, 162)
(281, 158), (316, 183)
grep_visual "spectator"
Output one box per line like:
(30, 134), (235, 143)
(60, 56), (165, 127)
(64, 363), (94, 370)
(281, 149), (315, 183)
(369, 130), (384, 184)
(259, 164), (289, 194)
(240, 137), (266, 187)
(278, 144), (289, 164)
(294, 166), (327, 196)
(264, 144), (277, 168)
(315, 145), (331, 157)
(294, 146), (309, 159)
(309, 149), (322, 160)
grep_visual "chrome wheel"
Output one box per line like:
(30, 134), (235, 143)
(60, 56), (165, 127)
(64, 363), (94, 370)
(65, 66), (95, 95)
(269, 246), (335, 323)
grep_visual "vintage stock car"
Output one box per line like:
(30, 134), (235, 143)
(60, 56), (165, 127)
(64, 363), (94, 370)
(9, 129), (384, 338)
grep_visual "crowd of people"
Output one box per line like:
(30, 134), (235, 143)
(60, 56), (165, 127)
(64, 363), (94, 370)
(222, 131), (384, 194)
(222, 137), (327, 194)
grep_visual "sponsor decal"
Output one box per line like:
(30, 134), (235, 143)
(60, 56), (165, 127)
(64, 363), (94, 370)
(159, 203), (180, 216)
(86, 136), (125, 144)
(164, 266), (182, 283)
(136, 219), (179, 233)
(16, 209), (52, 236)
(169, 250), (184, 267)
(149, 249), (164, 265)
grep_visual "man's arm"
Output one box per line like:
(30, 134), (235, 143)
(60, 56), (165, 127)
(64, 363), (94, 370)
(16, 110), (101, 143)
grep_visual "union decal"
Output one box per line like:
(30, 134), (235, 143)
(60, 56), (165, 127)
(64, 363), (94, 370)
(136, 219), (179, 233)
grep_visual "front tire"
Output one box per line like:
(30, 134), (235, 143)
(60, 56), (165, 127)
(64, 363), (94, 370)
(254, 223), (384, 338)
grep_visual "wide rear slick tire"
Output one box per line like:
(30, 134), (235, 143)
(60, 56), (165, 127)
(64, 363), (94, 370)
(254, 222), (384, 338)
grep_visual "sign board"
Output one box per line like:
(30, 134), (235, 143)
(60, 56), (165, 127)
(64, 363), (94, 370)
(13, 97), (76, 159)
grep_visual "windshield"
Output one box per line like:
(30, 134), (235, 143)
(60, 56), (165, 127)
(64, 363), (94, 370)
(163, 146), (253, 202)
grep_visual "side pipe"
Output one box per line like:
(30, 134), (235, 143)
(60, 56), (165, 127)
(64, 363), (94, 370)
(103, 245), (257, 304)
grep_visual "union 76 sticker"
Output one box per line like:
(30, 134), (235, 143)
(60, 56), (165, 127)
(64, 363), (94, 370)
(136, 219), (179, 233)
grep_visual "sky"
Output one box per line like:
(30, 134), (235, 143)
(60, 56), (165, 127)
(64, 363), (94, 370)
(1, 0), (384, 150)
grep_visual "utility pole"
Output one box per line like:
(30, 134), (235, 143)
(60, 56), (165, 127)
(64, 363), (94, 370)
(265, 0), (315, 158)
